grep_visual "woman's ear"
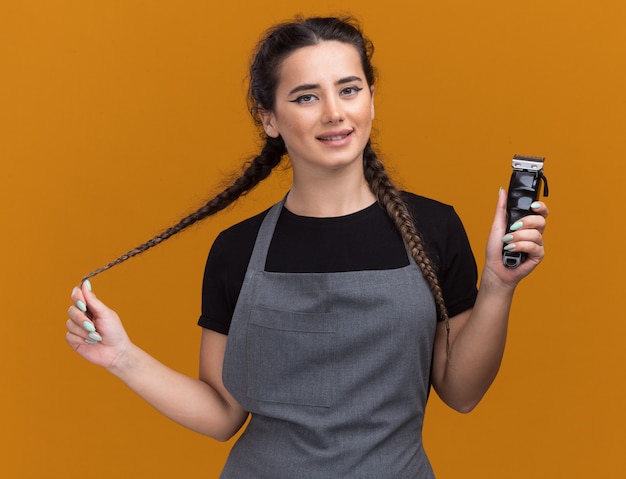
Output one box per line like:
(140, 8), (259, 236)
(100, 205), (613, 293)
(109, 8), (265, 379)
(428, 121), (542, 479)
(259, 108), (279, 138)
(370, 85), (375, 120)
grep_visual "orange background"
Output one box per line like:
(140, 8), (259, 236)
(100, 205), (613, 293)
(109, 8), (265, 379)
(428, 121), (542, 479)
(1, 1), (624, 477)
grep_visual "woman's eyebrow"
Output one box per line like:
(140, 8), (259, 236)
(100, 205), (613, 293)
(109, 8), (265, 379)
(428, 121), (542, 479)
(288, 83), (319, 95)
(287, 76), (364, 96)
(337, 75), (363, 85)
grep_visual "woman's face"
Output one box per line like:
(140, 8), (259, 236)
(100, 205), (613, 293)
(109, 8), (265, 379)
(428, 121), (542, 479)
(261, 41), (375, 176)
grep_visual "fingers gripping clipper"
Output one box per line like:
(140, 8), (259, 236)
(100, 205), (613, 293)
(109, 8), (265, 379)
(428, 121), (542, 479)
(503, 155), (549, 269)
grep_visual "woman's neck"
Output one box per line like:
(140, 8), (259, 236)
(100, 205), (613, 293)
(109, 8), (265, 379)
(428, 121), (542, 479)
(285, 170), (376, 218)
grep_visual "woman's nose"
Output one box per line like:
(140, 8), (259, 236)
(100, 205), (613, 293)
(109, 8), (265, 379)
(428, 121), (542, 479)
(323, 98), (344, 123)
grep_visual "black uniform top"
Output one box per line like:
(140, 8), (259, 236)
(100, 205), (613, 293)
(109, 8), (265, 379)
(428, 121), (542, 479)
(198, 192), (478, 334)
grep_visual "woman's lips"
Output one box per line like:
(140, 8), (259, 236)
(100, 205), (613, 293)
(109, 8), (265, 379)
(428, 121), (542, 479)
(316, 130), (353, 142)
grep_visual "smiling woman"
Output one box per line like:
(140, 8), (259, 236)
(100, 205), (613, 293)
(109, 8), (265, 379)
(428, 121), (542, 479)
(260, 41), (377, 214)
(66, 15), (548, 479)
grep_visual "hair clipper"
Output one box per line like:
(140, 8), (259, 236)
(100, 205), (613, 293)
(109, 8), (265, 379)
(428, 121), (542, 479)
(503, 155), (549, 269)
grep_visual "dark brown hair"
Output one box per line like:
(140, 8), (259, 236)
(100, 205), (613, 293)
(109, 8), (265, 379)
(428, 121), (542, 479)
(82, 16), (450, 342)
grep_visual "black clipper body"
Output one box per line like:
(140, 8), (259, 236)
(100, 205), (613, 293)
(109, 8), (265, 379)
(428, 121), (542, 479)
(503, 155), (549, 269)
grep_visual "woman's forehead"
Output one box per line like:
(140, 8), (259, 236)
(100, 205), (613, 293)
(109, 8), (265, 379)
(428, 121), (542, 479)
(276, 41), (365, 88)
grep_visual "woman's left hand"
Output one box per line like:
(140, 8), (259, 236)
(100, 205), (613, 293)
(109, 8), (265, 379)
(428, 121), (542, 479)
(483, 187), (549, 288)
(432, 189), (548, 411)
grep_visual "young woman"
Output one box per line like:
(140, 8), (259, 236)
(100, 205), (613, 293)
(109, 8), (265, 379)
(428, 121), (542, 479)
(66, 16), (548, 478)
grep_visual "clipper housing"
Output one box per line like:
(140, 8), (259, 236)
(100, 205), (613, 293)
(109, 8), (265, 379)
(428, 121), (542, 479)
(503, 155), (549, 269)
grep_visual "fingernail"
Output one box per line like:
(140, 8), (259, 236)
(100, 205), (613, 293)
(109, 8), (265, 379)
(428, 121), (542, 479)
(83, 279), (92, 291)
(82, 321), (96, 332)
(502, 234), (514, 243)
(531, 201), (541, 209)
(76, 300), (87, 312)
(88, 332), (102, 342)
(85, 339), (98, 345)
(510, 221), (523, 231)
(503, 243), (516, 251)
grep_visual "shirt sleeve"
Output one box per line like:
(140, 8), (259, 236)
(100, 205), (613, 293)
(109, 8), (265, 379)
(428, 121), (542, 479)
(197, 210), (266, 334)
(197, 232), (237, 334)
(404, 192), (478, 318)
(438, 206), (478, 318)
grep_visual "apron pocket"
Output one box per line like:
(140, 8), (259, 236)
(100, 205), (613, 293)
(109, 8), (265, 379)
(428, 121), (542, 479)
(246, 306), (338, 408)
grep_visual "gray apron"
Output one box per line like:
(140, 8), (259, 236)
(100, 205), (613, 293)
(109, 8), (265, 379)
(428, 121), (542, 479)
(221, 200), (437, 478)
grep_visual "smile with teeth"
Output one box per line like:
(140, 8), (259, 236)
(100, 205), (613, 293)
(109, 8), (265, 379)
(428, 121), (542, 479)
(317, 131), (353, 141)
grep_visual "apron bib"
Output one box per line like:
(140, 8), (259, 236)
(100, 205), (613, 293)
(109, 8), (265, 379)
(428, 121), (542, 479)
(221, 200), (437, 478)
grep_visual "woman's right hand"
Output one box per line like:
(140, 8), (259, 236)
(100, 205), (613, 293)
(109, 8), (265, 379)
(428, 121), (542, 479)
(66, 280), (132, 370)
(66, 280), (248, 440)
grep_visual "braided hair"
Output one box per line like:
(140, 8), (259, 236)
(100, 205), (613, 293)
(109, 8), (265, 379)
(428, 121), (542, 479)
(82, 16), (450, 345)
(362, 143), (450, 349)
(83, 16), (371, 281)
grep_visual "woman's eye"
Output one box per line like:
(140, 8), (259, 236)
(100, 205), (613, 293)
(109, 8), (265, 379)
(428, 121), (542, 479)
(292, 94), (317, 104)
(341, 86), (363, 96)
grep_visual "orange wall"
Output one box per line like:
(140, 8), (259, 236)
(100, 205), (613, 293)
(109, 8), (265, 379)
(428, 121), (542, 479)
(2, 1), (625, 477)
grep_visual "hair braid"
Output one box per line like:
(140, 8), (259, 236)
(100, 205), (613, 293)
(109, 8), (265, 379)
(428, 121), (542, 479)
(82, 138), (286, 281)
(362, 144), (451, 351)
(81, 17), (377, 282)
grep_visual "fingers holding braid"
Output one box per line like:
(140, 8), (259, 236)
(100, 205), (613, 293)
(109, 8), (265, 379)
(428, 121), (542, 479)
(68, 138), (287, 367)
(66, 280), (132, 369)
(66, 280), (99, 345)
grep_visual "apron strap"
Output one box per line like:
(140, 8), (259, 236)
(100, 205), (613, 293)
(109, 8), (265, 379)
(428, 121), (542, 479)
(246, 196), (286, 272)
